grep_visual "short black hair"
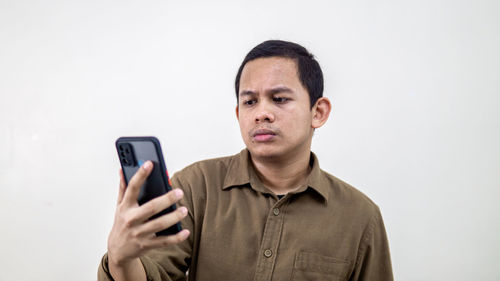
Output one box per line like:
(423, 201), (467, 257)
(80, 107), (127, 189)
(235, 40), (324, 108)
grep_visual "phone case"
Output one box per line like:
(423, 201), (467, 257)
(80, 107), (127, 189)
(115, 136), (182, 236)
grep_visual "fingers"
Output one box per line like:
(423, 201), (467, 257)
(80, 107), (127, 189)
(136, 206), (188, 236)
(122, 161), (154, 206)
(133, 189), (184, 222)
(117, 169), (127, 205)
(146, 229), (190, 250)
(109, 163), (191, 265)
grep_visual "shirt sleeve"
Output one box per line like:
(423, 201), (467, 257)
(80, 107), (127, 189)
(97, 173), (195, 281)
(350, 207), (394, 281)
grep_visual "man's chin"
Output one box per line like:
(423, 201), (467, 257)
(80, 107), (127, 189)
(247, 146), (283, 160)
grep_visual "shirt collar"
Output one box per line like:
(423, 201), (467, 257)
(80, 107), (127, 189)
(223, 149), (331, 202)
(222, 149), (252, 189)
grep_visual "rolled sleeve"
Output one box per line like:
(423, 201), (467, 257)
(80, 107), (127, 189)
(97, 253), (113, 281)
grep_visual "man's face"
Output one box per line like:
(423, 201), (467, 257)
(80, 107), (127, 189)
(236, 57), (315, 160)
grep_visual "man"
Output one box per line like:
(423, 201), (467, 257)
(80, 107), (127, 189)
(98, 40), (393, 281)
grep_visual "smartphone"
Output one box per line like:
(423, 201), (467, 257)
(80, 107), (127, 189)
(115, 136), (182, 236)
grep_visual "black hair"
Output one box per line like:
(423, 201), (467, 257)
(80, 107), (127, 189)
(234, 40), (324, 108)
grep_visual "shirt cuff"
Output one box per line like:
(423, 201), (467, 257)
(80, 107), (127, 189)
(98, 253), (162, 281)
(97, 253), (114, 281)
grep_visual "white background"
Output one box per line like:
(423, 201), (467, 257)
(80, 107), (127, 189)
(1, 0), (499, 280)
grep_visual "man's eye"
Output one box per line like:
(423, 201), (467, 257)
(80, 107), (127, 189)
(244, 100), (256, 105)
(273, 97), (289, 103)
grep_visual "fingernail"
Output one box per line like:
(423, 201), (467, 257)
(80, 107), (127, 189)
(174, 189), (183, 199)
(143, 161), (152, 170)
(181, 229), (190, 238)
(180, 207), (187, 215)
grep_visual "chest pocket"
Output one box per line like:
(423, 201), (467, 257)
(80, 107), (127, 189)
(290, 251), (351, 281)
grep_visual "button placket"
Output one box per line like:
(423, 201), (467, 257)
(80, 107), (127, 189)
(253, 199), (288, 281)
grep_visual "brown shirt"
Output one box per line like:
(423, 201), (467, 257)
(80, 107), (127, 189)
(99, 149), (393, 281)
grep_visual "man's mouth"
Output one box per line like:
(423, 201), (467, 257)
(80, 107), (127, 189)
(252, 129), (276, 142)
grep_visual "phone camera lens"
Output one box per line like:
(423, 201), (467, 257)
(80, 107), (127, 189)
(124, 159), (129, 164)
(121, 152), (126, 157)
(119, 145), (124, 151)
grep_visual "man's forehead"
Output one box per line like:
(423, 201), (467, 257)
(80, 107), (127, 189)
(241, 57), (298, 75)
(239, 57), (300, 93)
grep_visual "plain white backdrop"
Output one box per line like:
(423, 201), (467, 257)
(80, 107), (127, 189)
(1, 0), (499, 280)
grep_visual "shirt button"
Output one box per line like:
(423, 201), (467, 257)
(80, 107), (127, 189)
(273, 208), (280, 216)
(264, 249), (273, 258)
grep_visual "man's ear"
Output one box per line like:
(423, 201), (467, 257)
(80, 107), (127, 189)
(311, 97), (331, 129)
(235, 105), (239, 121)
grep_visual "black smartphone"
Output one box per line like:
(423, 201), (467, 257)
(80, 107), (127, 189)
(115, 136), (182, 236)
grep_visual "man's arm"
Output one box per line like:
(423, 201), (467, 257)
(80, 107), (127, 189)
(97, 161), (190, 281)
(99, 254), (145, 281)
(350, 208), (393, 281)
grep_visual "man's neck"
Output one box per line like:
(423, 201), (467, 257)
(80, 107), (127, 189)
(250, 148), (311, 195)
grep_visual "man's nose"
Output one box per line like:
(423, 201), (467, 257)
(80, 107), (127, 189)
(254, 102), (275, 123)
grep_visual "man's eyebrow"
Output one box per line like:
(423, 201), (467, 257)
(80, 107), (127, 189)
(239, 87), (293, 97)
(268, 86), (293, 95)
(239, 90), (256, 97)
